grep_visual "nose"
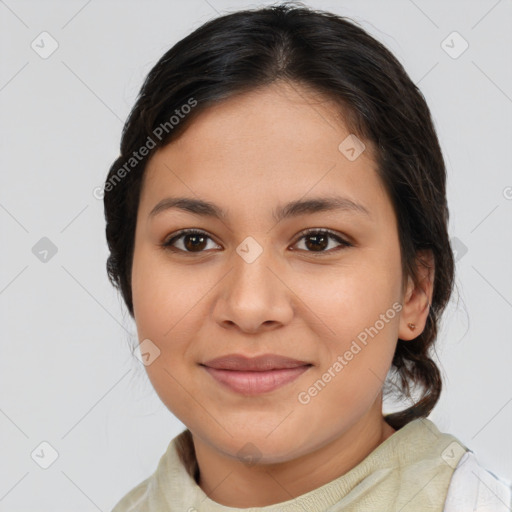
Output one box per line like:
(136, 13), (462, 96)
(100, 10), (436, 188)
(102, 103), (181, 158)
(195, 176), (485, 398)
(212, 245), (294, 334)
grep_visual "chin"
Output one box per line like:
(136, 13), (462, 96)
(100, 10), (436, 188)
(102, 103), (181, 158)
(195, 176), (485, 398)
(205, 429), (311, 466)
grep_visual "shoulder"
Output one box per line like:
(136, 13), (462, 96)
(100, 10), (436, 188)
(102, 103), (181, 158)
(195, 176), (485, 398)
(110, 476), (152, 512)
(109, 431), (194, 511)
(444, 451), (512, 512)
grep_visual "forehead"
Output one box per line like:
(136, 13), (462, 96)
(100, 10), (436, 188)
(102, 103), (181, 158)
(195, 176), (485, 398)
(158, 82), (373, 165)
(140, 82), (391, 224)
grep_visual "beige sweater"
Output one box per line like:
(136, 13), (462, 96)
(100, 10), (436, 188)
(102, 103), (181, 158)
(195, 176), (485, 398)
(111, 418), (470, 511)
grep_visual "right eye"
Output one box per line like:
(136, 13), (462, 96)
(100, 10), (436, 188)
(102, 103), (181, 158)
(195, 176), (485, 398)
(162, 229), (221, 254)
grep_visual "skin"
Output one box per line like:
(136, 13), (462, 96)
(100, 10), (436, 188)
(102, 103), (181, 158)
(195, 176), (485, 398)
(130, 80), (434, 507)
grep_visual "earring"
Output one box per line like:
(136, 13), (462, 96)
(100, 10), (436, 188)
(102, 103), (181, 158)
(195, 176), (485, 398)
(408, 323), (416, 331)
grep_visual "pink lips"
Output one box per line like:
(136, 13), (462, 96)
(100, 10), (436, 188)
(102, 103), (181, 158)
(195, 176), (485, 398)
(201, 354), (312, 395)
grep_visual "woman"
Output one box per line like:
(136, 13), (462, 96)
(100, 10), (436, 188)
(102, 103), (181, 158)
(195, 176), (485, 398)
(103, 3), (512, 510)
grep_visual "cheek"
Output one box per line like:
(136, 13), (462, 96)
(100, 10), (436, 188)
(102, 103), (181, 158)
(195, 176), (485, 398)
(300, 261), (400, 381)
(131, 245), (209, 372)
(305, 312), (398, 421)
(298, 259), (400, 329)
(131, 247), (203, 418)
(131, 244), (187, 336)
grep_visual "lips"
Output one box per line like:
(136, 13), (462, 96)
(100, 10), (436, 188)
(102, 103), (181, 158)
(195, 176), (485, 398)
(201, 353), (311, 371)
(200, 354), (312, 395)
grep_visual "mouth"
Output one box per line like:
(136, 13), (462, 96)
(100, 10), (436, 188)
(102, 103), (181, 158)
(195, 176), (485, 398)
(200, 354), (313, 395)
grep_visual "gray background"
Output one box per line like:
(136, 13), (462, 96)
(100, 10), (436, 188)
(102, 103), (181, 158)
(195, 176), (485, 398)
(1, 0), (511, 510)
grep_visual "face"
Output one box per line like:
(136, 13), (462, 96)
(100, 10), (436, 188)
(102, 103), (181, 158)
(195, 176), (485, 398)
(131, 81), (409, 463)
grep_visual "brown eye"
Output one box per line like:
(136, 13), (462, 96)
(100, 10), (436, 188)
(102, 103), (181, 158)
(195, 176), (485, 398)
(163, 229), (220, 253)
(293, 229), (352, 254)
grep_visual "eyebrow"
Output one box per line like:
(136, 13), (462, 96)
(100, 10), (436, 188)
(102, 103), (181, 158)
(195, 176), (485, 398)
(148, 195), (371, 222)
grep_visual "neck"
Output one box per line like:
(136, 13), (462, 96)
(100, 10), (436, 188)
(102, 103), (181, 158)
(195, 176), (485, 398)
(191, 408), (396, 508)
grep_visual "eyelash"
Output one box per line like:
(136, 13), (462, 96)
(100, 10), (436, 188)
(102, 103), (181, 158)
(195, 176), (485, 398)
(161, 228), (352, 255)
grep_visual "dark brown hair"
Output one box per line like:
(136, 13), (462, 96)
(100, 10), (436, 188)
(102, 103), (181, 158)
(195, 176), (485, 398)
(104, 2), (454, 432)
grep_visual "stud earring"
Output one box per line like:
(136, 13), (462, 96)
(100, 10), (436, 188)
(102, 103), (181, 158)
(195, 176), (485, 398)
(407, 323), (416, 331)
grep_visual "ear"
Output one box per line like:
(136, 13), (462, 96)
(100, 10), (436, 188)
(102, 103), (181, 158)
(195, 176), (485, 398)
(398, 249), (435, 340)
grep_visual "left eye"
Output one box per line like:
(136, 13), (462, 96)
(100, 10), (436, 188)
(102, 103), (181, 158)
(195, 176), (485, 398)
(162, 228), (352, 254)
(293, 229), (352, 254)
